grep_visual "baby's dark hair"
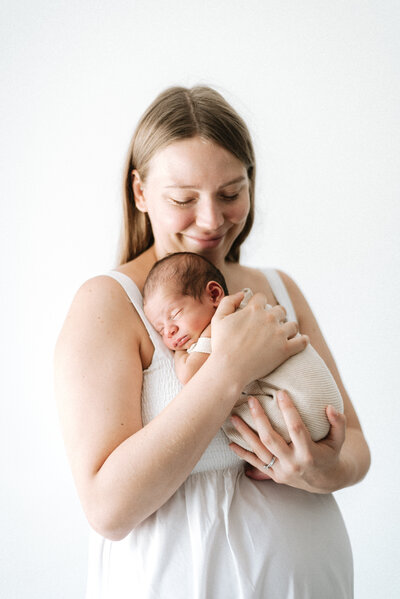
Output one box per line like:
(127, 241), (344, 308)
(143, 252), (229, 303)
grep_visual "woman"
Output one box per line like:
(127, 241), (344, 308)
(55, 86), (370, 598)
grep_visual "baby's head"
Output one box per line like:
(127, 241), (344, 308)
(143, 252), (228, 351)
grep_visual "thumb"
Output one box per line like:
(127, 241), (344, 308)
(212, 291), (245, 321)
(325, 405), (346, 449)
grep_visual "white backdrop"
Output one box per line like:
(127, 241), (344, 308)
(2, 1), (399, 597)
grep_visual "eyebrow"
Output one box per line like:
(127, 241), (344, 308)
(164, 176), (246, 190)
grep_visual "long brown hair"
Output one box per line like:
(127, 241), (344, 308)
(118, 86), (256, 265)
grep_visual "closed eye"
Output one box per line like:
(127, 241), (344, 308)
(220, 193), (239, 201)
(169, 197), (195, 206)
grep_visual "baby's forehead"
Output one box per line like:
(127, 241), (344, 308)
(149, 280), (183, 299)
(144, 283), (184, 309)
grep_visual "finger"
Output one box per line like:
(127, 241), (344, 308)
(276, 390), (312, 447)
(281, 320), (299, 339)
(264, 303), (287, 323)
(286, 334), (309, 357)
(229, 414), (275, 464)
(213, 291), (245, 320)
(247, 396), (290, 458)
(245, 292), (269, 311)
(229, 441), (274, 478)
(324, 405), (346, 450)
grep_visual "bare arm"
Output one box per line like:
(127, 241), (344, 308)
(280, 271), (371, 491)
(174, 350), (210, 385)
(55, 278), (307, 540)
(174, 324), (212, 384)
(230, 271), (371, 493)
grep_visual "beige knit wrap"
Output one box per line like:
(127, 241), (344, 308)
(221, 290), (344, 450)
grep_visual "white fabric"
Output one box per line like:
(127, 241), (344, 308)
(187, 336), (212, 354)
(85, 269), (353, 599)
(261, 268), (298, 323)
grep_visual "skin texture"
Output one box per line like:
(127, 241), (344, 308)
(55, 136), (370, 541)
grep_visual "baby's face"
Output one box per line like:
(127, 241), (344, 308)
(144, 286), (216, 351)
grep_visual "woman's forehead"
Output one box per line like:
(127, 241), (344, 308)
(146, 137), (247, 187)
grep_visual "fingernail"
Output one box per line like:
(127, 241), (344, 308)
(277, 391), (286, 402)
(329, 405), (338, 416)
(248, 397), (256, 409)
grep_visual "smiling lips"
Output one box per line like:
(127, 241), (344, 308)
(185, 234), (225, 248)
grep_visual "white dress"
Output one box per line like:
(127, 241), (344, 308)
(85, 269), (353, 599)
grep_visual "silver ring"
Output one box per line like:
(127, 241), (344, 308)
(263, 456), (276, 470)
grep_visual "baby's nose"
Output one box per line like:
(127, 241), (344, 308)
(166, 323), (178, 338)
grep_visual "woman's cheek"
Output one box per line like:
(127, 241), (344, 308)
(163, 210), (193, 231)
(230, 199), (250, 224)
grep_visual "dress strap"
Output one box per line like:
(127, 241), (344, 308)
(104, 270), (162, 349)
(260, 268), (298, 323)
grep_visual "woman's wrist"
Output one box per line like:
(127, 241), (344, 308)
(303, 458), (348, 494)
(304, 443), (366, 494)
(205, 352), (246, 401)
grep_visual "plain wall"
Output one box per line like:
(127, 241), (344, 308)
(1, 1), (399, 597)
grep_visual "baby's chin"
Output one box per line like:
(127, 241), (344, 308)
(180, 338), (195, 351)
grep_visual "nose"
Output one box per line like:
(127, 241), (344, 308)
(165, 323), (178, 338)
(195, 198), (224, 231)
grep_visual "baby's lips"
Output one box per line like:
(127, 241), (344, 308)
(175, 335), (190, 349)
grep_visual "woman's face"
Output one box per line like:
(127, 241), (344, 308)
(133, 136), (250, 266)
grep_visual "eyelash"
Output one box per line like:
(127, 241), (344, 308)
(169, 193), (239, 206)
(221, 194), (239, 201)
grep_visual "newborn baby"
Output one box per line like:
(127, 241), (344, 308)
(143, 252), (344, 451)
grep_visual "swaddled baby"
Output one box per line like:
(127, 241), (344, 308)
(143, 252), (343, 451)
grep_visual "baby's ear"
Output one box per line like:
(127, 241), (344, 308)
(206, 281), (225, 306)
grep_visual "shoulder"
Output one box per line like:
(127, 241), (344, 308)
(225, 264), (272, 295)
(68, 275), (137, 323)
(55, 275), (143, 361)
(276, 270), (326, 347)
(239, 266), (312, 324)
(276, 270), (310, 323)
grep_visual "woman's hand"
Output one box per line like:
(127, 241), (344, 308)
(211, 292), (309, 389)
(229, 392), (347, 494)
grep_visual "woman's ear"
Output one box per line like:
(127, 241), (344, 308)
(132, 169), (147, 212)
(205, 281), (225, 306)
